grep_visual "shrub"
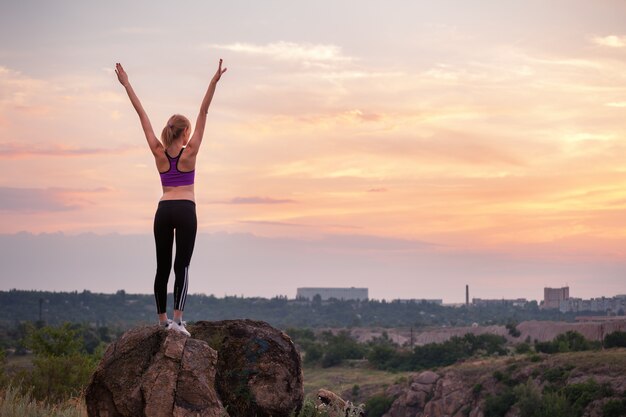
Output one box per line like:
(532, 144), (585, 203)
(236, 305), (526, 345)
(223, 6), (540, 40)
(538, 391), (575, 417)
(506, 322), (521, 338)
(515, 342), (532, 354)
(18, 323), (102, 403)
(563, 379), (613, 413)
(484, 388), (516, 417)
(304, 343), (323, 364)
(542, 367), (570, 384)
(364, 395), (394, 417)
(534, 331), (598, 354)
(367, 344), (397, 370)
(604, 331), (626, 349)
(603, 398), (626, 417)
(514, 379), (542, 417)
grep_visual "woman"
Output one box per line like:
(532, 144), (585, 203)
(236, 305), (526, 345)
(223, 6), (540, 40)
(115, 59), (227, 336)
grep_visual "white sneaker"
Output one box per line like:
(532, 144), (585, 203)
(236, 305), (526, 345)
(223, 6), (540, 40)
(170, 320), (190, 337)
(160, 319), (173, 329)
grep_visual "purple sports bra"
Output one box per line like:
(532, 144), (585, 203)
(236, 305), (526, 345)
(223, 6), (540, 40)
(159, 147), (195, 187)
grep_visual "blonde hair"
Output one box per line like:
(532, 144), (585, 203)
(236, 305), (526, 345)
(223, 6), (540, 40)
(161, 114), (191, 148)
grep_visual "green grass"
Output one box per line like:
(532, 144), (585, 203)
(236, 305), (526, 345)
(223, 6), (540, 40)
(303, 362), (412, 402)
(4, 354), (33, 373)
(0, 386), (86, 417)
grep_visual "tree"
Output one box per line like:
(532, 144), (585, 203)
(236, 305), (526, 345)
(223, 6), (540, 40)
(22, 323), (103, 402)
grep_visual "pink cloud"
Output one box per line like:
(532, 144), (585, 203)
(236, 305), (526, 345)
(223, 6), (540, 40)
(0, 187), (111, 212)
(0, 143), (141, 159)
(214, 196), (297, 205)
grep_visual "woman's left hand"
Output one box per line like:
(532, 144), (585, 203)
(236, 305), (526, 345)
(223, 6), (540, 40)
(212, 59), (227, 82)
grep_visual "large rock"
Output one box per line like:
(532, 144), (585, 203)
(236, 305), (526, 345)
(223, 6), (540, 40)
(316, 389), (365, 417)
(384, 371), (440, 417)
(85, 325), (225, 417)
(189, 319), (304, 417)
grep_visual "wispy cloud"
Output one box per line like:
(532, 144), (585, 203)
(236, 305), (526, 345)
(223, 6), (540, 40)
(593, 35), (626, 48)
(0, 187), (110, 212)
(0, 143), (140, 159)
(211, 41), (353, 66)
(213, 196), (297, 205)
(238, 220), (309, 227)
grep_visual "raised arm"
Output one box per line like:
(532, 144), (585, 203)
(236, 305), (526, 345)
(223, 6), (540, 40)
(186, 59), (227, 155)
(115, 63), (163, 156)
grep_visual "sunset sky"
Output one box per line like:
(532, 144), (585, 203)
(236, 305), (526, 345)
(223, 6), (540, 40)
(1, 1), (626, 302)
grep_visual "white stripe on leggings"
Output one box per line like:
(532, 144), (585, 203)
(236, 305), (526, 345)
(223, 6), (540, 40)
(179, 266), (189, 310)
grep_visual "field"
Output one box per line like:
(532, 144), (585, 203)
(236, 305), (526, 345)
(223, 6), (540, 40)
(302, 361), (412, 403)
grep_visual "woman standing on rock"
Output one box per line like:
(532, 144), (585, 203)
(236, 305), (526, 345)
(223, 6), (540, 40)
(115, 59), (227, 336)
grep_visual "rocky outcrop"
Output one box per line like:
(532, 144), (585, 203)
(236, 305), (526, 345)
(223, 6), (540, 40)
(189, 319), (303, 417)
(316, 389), (365, 417)
(85, 326), (225, 417)
(384, 370), (484, 417)
(382, 349), (626, 417)
(86, 319), (304, 417)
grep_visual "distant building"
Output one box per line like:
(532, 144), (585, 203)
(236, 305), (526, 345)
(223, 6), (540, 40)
(394, 299), (443, 305)
(472, 298), (528, 307)
(575, 316), (626, 323)
(543, 287), (569, 309)
(560, 296), (626, 314)
(296, 287), (368, 301)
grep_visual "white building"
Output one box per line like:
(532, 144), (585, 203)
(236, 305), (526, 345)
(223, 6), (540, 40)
(296, 287), (368, 301)
(560, 296), (626, 314)
(394, 299), (443, 305)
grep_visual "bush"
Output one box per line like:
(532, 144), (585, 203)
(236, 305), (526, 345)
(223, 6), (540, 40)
(563, 379), (613, 413)
(484, 388), (516, 417)
(364, 395), (394, 417)
(367, 344), (397, 370)
(534, 331), (598, 354)
(538, 391), (575, 417)
(506, 322), (521, 338)
(542, 367), (570, 384)
(295, 398), (324, 417)
(17, 323), (103, 402)
(515, 342), (532, 354)
(604, 331), (626, 349)
(514, 379), (542, 417)
(316, 331), (366, 368)
(603, 398), (626, 417)
(303, 343), (323, 365)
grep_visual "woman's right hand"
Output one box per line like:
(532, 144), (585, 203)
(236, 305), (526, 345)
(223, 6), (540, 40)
(115, 63), (129, 87)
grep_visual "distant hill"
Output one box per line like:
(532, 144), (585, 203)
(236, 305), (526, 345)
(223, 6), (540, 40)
(0, 289), (608, 331)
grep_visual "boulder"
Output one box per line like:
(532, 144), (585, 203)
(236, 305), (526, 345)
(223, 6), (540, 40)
(189, 319), (304, 417)
(384, 371), (440, 417)
(317, 389), (365, 417)
(85, 325), (225, 417)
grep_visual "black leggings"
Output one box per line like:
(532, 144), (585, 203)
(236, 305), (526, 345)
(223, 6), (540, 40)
(153, 200), (197, 314)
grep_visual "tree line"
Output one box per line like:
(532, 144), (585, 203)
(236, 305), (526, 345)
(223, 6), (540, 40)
(0, 289), (603, 333)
